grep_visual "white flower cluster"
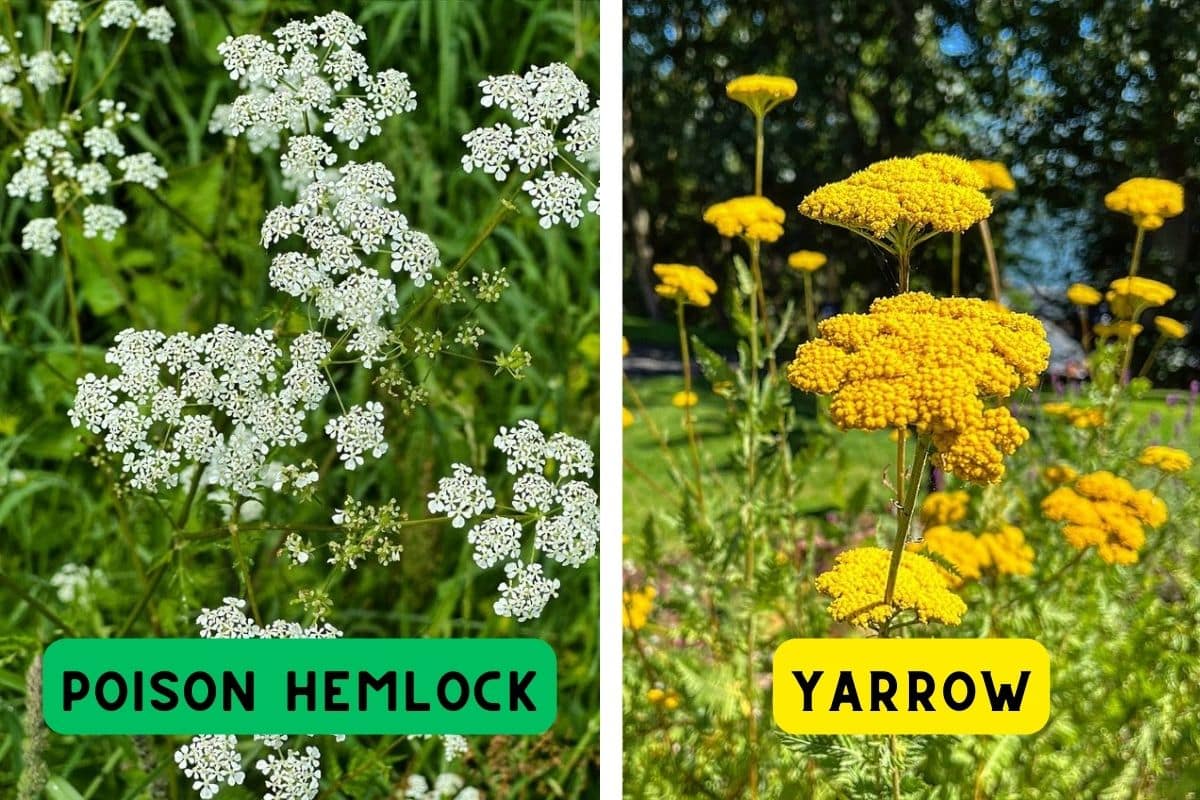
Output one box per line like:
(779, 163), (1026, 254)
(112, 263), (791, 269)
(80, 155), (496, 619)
(49, 562), (106, 604)
(69, 323), (392, 495)
(210, 12), (415, 152)
(0, 3), (173, 111)
(8, 100), (167, 255)
(177, 598), (340, 799)
(179, 599), (465, 799)
(405, 774), (482, 800)
(427, 420), (598, 622)
(462, 63), (599, 228)
(261, 156), (441, 365)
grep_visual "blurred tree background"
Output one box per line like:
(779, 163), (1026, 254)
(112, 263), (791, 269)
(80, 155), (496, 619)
(623, 0), (1199, 385)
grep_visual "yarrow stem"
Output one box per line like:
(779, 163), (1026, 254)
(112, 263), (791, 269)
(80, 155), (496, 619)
(883, 437), (930, 607)
(978, 218), (1002, 302)
(675, 300), (705, 511)
(951, 231), (961, 296)
(1128, 225), (1146, 279)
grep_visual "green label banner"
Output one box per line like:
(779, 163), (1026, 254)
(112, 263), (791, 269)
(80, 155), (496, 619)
(43, 638), (557, 735)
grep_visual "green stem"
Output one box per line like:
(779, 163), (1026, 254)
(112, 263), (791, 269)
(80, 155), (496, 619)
(228, 503), (262, 625)
(884, 438), (930, 606)
(1137, 335), (1166, 379)
(1128, 225), (1146, 278)
(803, 271), (816, 339)
(0, 570), (76, 636)
(951, 231), (961, 296)
(978, 219), (1002, 302)
(676, 301), (705, 511)
(77, 26), (137, 110)
(754, 113), (764, 196)
(60, 237), (82, 361)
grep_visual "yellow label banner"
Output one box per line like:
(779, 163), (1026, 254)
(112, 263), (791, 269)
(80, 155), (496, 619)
(772, 638), (1050, 734)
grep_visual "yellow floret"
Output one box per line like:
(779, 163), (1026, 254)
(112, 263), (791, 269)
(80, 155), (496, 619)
(703, 196), (786, 243)
(968, 160), (1016, 192)
(799, 154), (993, 246)
(1067, 283), (1102, 306)
(1107, 276), (1175, 317)
(622, 586), (656, 630)
(725, 74), (797, 116)
(788, 250), (828, 272)
(1042, 471), (1168, 564)
(919, 490), (970, 527)
(908, 525), (990, 587)
(653, 263), (717, 307)
(1138, 445), (1192, 474)
(1104, 177), (1184, 229)
(816, 547), (966, 629)
(787, 292), (1049, 484)
(978, 525), (1035, 576)
(671, 391), (698, 408)
(1153, 316), (1188, 340)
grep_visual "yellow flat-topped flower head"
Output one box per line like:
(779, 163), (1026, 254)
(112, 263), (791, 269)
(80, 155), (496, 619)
(969, 160), (1016, 193)
(1042, 470), (1168, 564)
(786, 292), (1050, 484)
(703, 196), (785, 243)
(815, 546), (966, 630)
(672, 390), (698, 408)
(788, 250), (827, 272)
(1067, 283), (1102, 306)
(623, 586), (656, 630)
(799, 154), (992, 253)
(622, 407), (634, 428)
(725, 74), (797, 117)
(1043, 464), (1078, 484)
(1138, 445), (1192, 474)
(1104, 177), (1184, 230)
(653, 263), (717, 307)
(622, 336), (630, 357)
(1154, 316), (1188, 339)
(908, 525), (990, 587)
(1094, 321), (1143, 340)
(919, 490), (970, 527)
(1041, 403), (1105, 428)
(1107, 276), (1175, 317)
(978, 525), (1035, 576)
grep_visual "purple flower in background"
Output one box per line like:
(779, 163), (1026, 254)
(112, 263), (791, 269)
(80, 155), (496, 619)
(1051, 373), (1064, 395)
(1166, 393), (1179, 407)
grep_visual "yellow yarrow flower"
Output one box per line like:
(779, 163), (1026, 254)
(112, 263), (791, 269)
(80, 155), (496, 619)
(1104, 177), (1184, 230)
(672, 391), (698, 408)
(1043, 464), (1078, 484)
(910, 524), (1034, 586)
(622, 336), (630, 357)
(1138, 445), (1192, 474)
(647, 686), (681, 710)
(909, 525), (990, 587)
(977, 525), (1035, 577)
(703, 195), (786, 243)
(1042, 471), (1168, 565)
(788, 250), (828, 272)
(1067, 283), (1102, 306)
(799, 154), (992, 250)
(787, 292), (1049, 484)
(1093, 321), (1143, 340)
(1106, 276), (1176, 318)
(622, 407), (634, 428)
(653, 264), (717, 307)
(725, 74), (797, 117)
(969, 160), (1016, 193)
(919, 490), (970, 527)
(1154, 316), (1188, 339)
(1041, 403), (1105, 428)
(623, 586), (656, 630)
(815, 547), (966, 630)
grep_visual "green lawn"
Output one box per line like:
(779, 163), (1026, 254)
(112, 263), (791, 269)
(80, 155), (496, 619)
(623, 371), (1200, 556)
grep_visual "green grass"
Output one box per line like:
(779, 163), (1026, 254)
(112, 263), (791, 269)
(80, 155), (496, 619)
(623, 373), (1200, 559)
